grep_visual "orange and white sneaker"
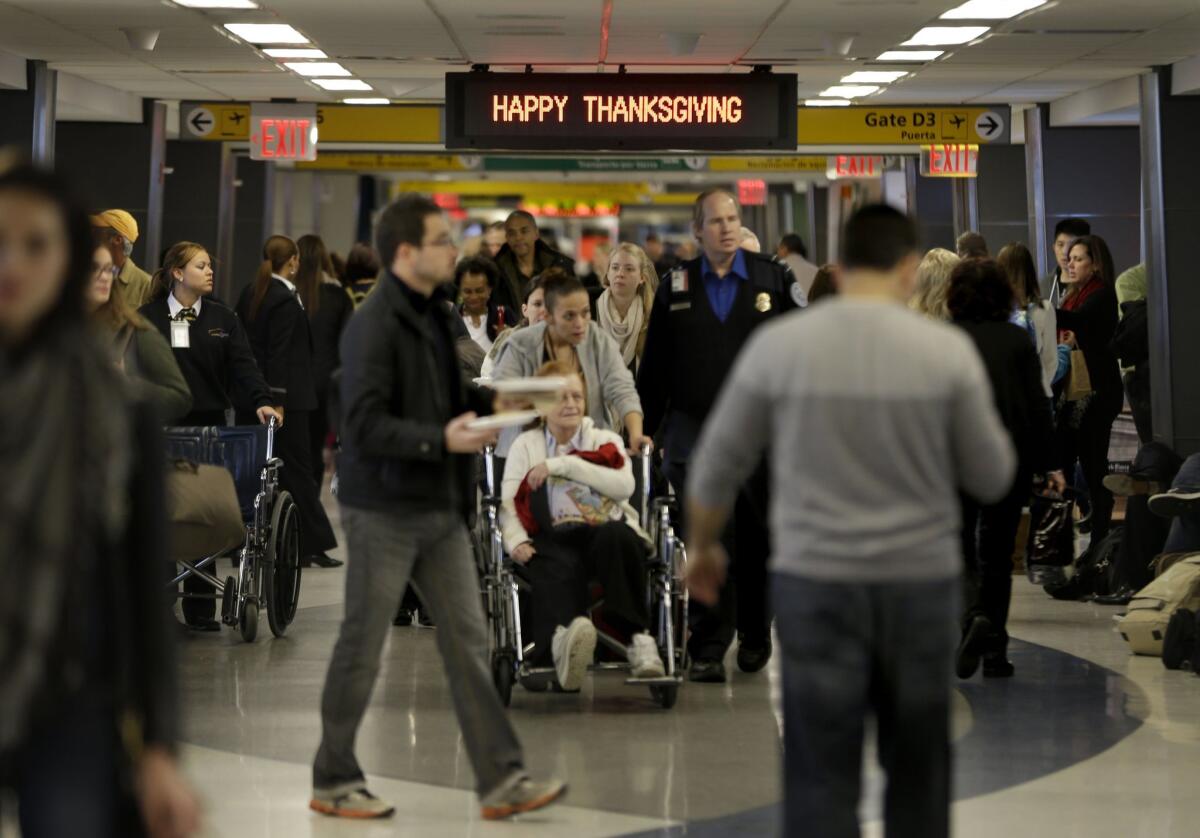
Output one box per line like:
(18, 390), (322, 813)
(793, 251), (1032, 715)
(480, 775), (567, 821)
(310, 784), (395, 819)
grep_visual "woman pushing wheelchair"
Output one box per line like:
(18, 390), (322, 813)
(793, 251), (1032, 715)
(500, 361), (666, 692)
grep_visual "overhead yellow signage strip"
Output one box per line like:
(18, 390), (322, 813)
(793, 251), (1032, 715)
(181, 102), (442, 144)
(798, 106), (1010, 146)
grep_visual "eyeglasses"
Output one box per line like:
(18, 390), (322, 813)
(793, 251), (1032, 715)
(92, 264), (119, 280)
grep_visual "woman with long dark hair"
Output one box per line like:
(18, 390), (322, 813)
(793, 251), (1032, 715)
(342, 242), (381, 308)
(235, 235), (340, 568)
(1054, 234), (1123, 544)
(946, 259), (1061, 679)
(0, 163), (199, 836)
(997, 242), (1057, 397)
(295, 234), (353, 485)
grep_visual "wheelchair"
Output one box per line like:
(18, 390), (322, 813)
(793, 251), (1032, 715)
(164, 417), (302, 642)
(476, 442), (688, 709)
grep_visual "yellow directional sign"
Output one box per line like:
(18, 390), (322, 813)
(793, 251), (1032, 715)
(709, 156), (826, 172)
(797, 106), (1010, 146)
(296, 154), (473, 172)
(391, 180), (655, 204)
(181, 103), (442, 144)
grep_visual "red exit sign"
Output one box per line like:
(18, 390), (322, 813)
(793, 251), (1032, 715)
(249, 103), (319, 162)
(826, 155), (883, 179)
(737, 178), (768, 206)
(921, 144), (978, 177)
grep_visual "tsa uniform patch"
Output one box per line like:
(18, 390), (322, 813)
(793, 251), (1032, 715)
(790, 282), (808, 308)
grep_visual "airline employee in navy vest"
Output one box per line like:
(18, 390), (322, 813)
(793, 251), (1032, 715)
(637, 187), (805, 684)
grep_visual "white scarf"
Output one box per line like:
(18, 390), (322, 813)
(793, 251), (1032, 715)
(597, 289), (645, 370)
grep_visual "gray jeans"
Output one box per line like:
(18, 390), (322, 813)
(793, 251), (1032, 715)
(313, 505), (525, 796)
(773, 573), (958, 838)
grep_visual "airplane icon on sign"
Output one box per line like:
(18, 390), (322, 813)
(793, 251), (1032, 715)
(230, 112), (245, 125)
(948, 114), (965, 129)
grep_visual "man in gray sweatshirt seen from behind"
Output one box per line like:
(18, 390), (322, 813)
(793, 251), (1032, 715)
(686, 204), (1016, 838)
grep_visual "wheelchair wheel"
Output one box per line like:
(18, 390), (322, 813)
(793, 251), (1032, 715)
(492, 651), (516, 707)
(240, 600), (259, 642)
(265, 491), (302, 638)
(650, 683), (678, 709)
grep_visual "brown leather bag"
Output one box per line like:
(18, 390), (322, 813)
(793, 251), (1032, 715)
(165, 459), (245, 563)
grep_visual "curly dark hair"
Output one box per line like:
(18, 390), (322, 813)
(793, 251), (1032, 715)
(946, 258), (1014, 323)
(454, 255), (499, 289)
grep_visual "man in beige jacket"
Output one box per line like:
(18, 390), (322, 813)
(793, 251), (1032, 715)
(91, 209), (152, 310)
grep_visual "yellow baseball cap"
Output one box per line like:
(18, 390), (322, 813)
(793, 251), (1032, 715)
(89, 209), (139, 243)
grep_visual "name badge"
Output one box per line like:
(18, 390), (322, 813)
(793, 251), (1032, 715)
(671, 267), (689, 294)
(170, 320), (190, 349)
(670, 302), (692, 312)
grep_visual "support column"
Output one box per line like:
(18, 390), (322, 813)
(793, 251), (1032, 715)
(30, 60), (56, 166)
(214, 143), (238, 303)
(1024, 106), (1049, 273)
(144, 101), (167, 268)
(951, 177), (979, 240)
(262, 161), (277, 238)
(1140, 67), (1200, 454)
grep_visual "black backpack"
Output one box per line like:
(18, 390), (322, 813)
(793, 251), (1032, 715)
(1111, 299), (1149, 367)
(1162, 608), (1196, 670)
(1046, 526), (1125, 601)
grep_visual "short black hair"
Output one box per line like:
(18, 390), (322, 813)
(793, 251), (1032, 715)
(374, 193), (441, 268)
(504, 210), (537, 230)
(946, 258), (1014, 323)
(778, 233), (808, 259)
(840, 204), (919, 271)
(956, 231), (988, 260)
(344, 242), (381, 283)
(1054, 218), (1090, 239)
(454, 256), (499, 288)
(540, 267), (586, 314)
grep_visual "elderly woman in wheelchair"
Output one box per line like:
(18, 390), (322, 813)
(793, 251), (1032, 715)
(500, 361), (666, 692)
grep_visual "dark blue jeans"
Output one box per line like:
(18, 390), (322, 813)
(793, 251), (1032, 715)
(1164, 454), (1200, 554)
(773, 573), (958, 838)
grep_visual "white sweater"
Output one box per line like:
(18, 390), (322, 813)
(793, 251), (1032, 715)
(500, 417), (650, 553)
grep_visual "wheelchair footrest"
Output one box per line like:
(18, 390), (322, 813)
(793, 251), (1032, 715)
(624, 675), (684, 687)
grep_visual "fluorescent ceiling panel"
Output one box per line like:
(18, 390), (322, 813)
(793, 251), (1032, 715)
(841, 70), (908, 83)
(312, 78), (371, 90)
(941, 0), (1046, 19)
(902, 27), (990, 46)
(222, 23), (308, 44)
(343, 98), (390, 105)
(877, 50), (945, 61)
(263, 48), (327, 58)
(819, 85), (880, 98)
(284, 62), (350, 77)
(175, 0), (258, 7)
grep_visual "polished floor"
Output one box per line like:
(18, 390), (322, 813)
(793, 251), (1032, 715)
(168, 486), (1200, 838)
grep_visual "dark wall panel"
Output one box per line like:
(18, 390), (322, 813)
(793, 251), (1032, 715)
(914, 176), (954, 252)
(978, 143), (1029, 253)
(232, 155), (267, 300)
(0, 69), (34, 153)
(162, 140), (221, 275)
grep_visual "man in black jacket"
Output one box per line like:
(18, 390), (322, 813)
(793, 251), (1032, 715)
(637, 187), (805, 684)
(311, 194), (565, 822)
(490, 210), (575, 315)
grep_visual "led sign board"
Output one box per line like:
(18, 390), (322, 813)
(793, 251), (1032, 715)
(445, 72), (798, 151)
(249, 103), (318, 161)
(920, 144), (979, 177)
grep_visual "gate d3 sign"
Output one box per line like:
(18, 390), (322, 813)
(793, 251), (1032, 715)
(250, 103), (318, 162)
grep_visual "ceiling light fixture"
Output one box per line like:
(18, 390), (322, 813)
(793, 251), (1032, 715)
(805, 99), (851, 107)
(840, 70), (908, 83)
(222, 23), (308, 44)
(312, 78), (371, 91)
(902, 26), (990, 46)
(175, 0), (258, 8)
(941, 0), (1046, 19)
(876, 50), (944, 61)
(342, 98), (390, 105)
(264, 48), (327, 58)
(284, 61), (350, 77)
(819, 85), (880, 98)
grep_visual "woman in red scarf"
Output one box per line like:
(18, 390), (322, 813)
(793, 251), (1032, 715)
(1054, 234), (1123, 544)
(500, 361), (665, 693)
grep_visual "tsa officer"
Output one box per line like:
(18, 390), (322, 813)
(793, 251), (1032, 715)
(637, 187), (805, 683)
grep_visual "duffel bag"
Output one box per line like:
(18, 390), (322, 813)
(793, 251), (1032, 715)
(1118, 555), (1200, 656)
(165, 458), (245, 563)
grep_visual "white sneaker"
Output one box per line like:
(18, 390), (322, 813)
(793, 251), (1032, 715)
(551, 617), (596, 692)
(628, 632), (666, 679)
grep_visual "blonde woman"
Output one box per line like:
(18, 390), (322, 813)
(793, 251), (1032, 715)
(909, 248), (959, 321)
(596, 243), (656, 376)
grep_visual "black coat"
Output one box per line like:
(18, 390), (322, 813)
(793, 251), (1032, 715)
(1056, 280), (1123, 412)
(336, 272), (490, 516)
(491, 240), (575, 314)
(308, 282), (354, 404)
(956, 320), (1057, 476)
(139, 296), (272, 415)
(637, 250), (802, 459)
(234, 278), (318, 411)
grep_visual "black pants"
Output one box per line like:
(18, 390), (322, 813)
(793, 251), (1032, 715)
(521, 522), (649, 666)
(310, 394), (331, 487)
(668, 459), (772, 662)
(1124, 367), (1152, 445)
(1055, 400), (1120, 542)
(275, 409), (337, 556)
(960, 474), (1028, 655)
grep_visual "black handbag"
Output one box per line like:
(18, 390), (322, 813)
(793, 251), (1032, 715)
(1026, 490), (1075, 586)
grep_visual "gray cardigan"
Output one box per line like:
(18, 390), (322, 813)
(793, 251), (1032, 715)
(491, 321), (642, 432)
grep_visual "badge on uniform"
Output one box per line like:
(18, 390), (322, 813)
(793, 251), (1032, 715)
(790, 281), (808, 308)
(170, 320), (190, 348)
(755, 292), (773, 313)
(671, 267), (689, 294)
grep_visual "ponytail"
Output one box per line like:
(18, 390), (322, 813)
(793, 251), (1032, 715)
(249, 235), (298, 322)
